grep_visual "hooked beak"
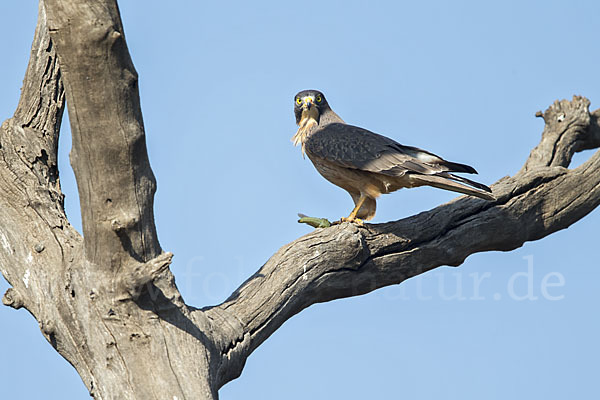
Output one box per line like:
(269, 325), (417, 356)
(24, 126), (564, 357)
(302, 96), (314, 111)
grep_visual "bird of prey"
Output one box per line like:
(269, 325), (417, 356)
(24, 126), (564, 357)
(292, 89), (494, 223)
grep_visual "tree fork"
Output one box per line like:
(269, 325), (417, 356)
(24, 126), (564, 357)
(1, 1), (599, 399)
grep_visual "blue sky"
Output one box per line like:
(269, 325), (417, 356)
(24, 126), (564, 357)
(1, 1), (599, 399)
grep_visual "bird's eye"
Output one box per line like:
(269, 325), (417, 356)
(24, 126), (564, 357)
(296, 97), (302, 105)
(316, 95), (322, 103)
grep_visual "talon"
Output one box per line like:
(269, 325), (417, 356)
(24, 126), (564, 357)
(340, 217), (364, 225)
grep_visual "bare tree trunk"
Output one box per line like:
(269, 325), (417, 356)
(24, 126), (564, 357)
(1, 1), (599, 399)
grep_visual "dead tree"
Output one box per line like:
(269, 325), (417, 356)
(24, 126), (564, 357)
(1, 1), (599, 399)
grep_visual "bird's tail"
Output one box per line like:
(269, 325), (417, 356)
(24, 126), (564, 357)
(410, 173), (495, 201)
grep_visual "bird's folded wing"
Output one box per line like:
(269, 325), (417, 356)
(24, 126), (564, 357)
(305, 123), (472, 177)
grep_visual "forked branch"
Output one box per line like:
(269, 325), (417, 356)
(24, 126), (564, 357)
(206, 96), (600, 389)
(1, 1), (599, 398)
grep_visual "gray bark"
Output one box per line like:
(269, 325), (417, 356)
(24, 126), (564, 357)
(1, 1), (599, 399)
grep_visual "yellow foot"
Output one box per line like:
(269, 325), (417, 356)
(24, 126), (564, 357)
(339, 217), (364, 225)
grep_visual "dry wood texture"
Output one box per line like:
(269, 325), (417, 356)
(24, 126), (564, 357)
(1, 1), (599, 399)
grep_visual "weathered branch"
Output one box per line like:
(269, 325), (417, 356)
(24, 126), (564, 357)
(1, 2), (220, 399)
(0, 0), (76, 315)
(2, 287), (25, 309)
(118, 252), (173, 300)
(45, 0), (161, 268)
(2, 1), (599, 399)
(524, 96), (598, 171)
(206, 96), (600, 389)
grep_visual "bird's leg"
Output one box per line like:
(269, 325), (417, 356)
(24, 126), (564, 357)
(341, 194), (367, 224)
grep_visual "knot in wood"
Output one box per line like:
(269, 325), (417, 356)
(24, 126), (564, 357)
(2, 288), (24, 309)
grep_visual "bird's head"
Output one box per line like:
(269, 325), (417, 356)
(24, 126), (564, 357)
(293, 89), (329, 126)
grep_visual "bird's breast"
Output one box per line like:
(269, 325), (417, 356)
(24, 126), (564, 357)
(292, 116), (319, 155)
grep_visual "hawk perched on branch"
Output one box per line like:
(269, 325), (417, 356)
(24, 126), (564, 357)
(292, 89), (494, 223)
